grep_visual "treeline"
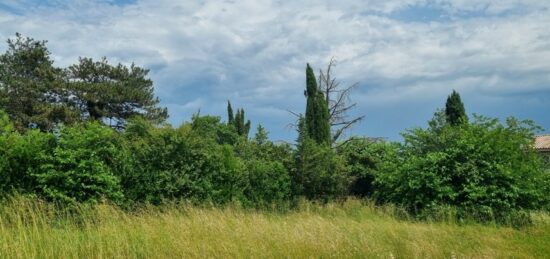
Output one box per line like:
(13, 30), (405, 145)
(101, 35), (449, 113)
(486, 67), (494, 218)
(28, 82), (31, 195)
(0, 34), (549, 224)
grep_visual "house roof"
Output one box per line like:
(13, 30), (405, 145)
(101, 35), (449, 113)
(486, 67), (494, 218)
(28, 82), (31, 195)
(535, 135), (550, 151)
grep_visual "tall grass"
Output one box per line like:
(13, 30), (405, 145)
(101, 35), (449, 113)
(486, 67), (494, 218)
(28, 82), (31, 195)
(0, 196), (548, 258)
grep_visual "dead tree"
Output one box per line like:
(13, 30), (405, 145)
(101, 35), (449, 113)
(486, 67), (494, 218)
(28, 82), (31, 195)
(318, 57), (365, 143)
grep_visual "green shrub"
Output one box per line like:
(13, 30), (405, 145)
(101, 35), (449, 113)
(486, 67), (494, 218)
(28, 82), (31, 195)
(293, 138), (350, 201)
(119, 117), (246, 205)
(337, 138), (399, 197)
(243, 160), (291, 208)
(0, 110), (54, 194)
(32, 123), (123, 205)
(374, 112), (549, 223)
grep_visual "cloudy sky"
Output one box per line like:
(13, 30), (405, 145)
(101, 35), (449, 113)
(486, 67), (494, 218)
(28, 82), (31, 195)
(1, 0), (549, 141)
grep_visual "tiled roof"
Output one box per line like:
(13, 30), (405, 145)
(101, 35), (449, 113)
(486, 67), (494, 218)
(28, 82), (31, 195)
(535, 135), (550, 150)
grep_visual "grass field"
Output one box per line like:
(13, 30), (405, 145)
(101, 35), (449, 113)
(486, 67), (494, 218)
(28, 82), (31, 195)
(0, 197), (548, 258)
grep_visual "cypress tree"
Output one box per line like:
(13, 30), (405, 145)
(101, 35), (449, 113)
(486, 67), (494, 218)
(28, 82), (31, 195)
(227, 104), (251, 138)
(234, 109), (242, 134)
(304, 63), (331, 145)
(445, 90), (468, 126)
(315, 91), (331, 144)
(227, 101), (234, 126)
(305, 64), (317, 141)
(237, 109), (251, 137)
(244, 119), (251, 137)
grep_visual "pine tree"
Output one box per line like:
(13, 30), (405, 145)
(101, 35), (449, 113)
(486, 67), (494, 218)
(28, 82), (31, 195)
(67, 57), (168, 129)
(445, 90), (468, 126)
(304, 63), (331, 145)
(0, 33), (77, 132)
(253, 124), (268, 145)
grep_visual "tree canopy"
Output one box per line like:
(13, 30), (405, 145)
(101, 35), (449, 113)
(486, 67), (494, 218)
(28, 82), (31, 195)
(67, 57), (168, 129)
(0, 34), (167, 132)
(0, 33), (77, 132)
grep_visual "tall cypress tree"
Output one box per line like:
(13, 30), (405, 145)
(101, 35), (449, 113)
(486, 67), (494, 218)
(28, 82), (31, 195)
(445, 90), (468, 126)
(234, 109), (242, 134)
(315, 89), (331, 144)
(305, 64), (317, 140)
(227, 101), (234, 126)
(304, 63), (331, 145)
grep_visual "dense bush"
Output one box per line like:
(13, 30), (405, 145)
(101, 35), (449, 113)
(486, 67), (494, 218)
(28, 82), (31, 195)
(116, 115), (294, 207)
(118, 117), (246, 205)
(0, 108), (548, 224)
(234, 129), (294, 207)
(293, 138), (350, 201)
(243, 160), (291, 208)
(0, 128), (54, 194)
(337, 138), (398, 197)
(374, 112), (550, 221)
(32, 123), (123, 204)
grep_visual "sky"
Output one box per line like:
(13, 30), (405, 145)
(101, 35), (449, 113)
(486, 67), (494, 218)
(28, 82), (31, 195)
(0, 0), (549, 142)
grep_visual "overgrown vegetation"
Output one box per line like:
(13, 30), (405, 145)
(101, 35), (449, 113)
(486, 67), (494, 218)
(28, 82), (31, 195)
(0, 196), (548, 258)
(0, 33), (549, 232)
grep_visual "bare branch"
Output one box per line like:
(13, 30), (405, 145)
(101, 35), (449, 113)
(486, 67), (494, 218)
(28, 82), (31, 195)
(286, 109), (301, 118)
(331, 116), (365, 142)
(316, 57), (365, 144)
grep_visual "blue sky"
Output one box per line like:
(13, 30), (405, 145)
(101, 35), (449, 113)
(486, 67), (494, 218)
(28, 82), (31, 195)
(1, 0), (549, 142)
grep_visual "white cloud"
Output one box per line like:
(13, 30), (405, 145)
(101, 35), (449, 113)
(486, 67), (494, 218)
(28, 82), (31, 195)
(0, 0), (549, 139)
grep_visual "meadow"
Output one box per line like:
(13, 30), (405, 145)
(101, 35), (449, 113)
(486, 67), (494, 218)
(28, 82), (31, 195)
(0, 197), (548, 259)
(1, 34), (550, 259)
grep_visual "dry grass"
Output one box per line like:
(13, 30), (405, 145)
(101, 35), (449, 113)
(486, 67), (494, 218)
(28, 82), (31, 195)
(0, 197), (548, 258)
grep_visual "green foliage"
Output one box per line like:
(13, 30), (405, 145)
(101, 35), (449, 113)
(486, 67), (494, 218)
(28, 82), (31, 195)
(374, 113), (549, 222)
(1, 34), (548, 225)
(231, 127), (293, 207)
(0, 33), (77, 132)
(337, 138), (399, 197)
(0, 110), (14, 134)
(445, 90), (468, 126)
(236, 108), (251, 137)
(192, 114), (240, 145)
(243, 160), (291, 208)
(67, 57), (168, 128)
(253, 124), (269, 145)
(293, 137), (350, 201)
(0, 128), (54, 194)
(227, 101), (234, 126)
(32, 123), (123, 205)
(119, 117), (246, 205)
(226, 101), (251, 138)
(541, 153), (550, 171)
(304, 64), (331, 145)
(0, 34), (167, 131)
